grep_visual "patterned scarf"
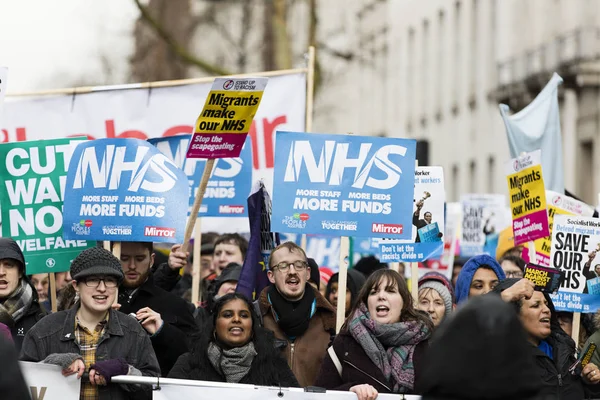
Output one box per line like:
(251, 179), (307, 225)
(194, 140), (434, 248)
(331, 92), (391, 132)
(349, 303), (431, 393)
(207, 341), (257, 383)
(0, 279), (33, 325)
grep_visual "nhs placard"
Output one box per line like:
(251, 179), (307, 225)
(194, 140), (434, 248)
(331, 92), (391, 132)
(148, 135), (252, 217)
(62, 139), (189, 242)
(271, 132), (416, 238)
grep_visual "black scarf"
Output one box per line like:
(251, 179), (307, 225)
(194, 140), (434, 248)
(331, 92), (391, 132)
(268, 283), (315, 338)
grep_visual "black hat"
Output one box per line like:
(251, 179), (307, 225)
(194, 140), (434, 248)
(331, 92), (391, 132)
(353, 256), (387, 277)
(307, 258), (320, 289)
(70, 247), (124, 283)
(201, 243), (214, 256)
(0, 238), (25, 274)
(214, 262), (242, 292)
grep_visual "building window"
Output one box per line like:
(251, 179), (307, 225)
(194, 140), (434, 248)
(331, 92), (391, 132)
(470, 0), (478, 97)
(407, 27), (415, 122)
(453, 1), (462, 106)
(487, 156), (495, 193)
(469, 160), (476, 193)
(452, 164), (460, 201)
(437, 10), (445, 113)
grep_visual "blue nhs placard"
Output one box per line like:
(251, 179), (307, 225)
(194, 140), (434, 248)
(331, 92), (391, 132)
(148, 135), (252, 217)
(271, 131), (416, 239)
(62, 138), (189, 243)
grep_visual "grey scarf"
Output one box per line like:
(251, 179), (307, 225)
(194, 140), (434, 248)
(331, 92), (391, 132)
(207, 341), (257, 383)
(0, 279), (33, 325)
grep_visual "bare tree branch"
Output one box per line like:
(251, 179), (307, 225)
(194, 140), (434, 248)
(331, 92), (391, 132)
(133, 0), (232, 76)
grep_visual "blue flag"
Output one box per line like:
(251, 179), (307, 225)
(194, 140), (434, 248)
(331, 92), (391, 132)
(236, 181), (277, 300)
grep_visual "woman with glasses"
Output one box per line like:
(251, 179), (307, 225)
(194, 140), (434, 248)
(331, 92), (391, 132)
(315, 269), (432, 400)
(169, 293), (299, 387)
(499, 255), (526, 279)
(21, 247), (160, 400)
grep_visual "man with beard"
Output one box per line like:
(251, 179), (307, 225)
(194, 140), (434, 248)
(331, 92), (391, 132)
(117, 242), (197, 376)
(257, 242), (336, 387)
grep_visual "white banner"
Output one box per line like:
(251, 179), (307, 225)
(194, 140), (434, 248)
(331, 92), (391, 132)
(20, 361), (81, 400)
(152, 383), (421, 400)
(2, 73), (306, 233)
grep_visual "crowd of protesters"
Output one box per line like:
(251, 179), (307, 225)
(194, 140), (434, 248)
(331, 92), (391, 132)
(3, 227), (600, 400)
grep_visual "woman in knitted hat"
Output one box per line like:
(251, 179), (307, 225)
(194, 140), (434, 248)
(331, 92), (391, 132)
(454, 254), (506, 304)
(417, 272), (454, 328)
(20, 247), (160, 400)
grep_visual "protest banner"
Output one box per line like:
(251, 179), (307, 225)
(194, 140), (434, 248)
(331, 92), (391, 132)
(0, 138), (95, 274)
(460, 194), (508, 256)
(523, 263), (563, 293)
(3, 72), (306, 233)
(505, 150), (549, 245)
(377, 167), (445, 267)
(149, 135), (252, 217)
(181, 77), (268, 254)
(549, 215), (600, 317)
(186, 78), (268, 159)
(271, 131), (417, 239)
(62, 138), (189, 243)
(111, 375), (421, 400)
(525, 190), (594, 267)
(20, 361), (80, 400)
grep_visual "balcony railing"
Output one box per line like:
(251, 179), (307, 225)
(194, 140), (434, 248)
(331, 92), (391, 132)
(496, 28), (600, 88)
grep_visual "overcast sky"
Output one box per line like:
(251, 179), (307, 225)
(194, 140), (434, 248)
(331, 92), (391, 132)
(0, 0), (138, 93)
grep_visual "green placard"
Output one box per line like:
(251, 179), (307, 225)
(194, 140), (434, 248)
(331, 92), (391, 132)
(0, 138), (95, 274)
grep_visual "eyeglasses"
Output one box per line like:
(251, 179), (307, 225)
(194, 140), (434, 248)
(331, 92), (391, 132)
(272, 260), (308, 273)
(505, 271), (524, 279)
(83, 277), (119, 288)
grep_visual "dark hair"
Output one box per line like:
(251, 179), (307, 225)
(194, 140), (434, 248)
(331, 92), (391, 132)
(214, 234), (249, 259)
(268, 241), (307, 269)
(113, 241), (153, 253)
(211, 292), (259, 344)
(342, 269), (434, 332)
(498, 255), (526, 272)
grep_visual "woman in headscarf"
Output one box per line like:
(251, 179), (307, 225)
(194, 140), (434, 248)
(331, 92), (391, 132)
(493, 279), (600, 399)
(454, 254), (505, 304)
(315, 269), (432, 400)
(169, 292), (299, 387)
(417, 272), (454, 328)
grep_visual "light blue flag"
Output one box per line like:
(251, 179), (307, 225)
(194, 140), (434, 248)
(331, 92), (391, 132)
(499, 73), (564, 193)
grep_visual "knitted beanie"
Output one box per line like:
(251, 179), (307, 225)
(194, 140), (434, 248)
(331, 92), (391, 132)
(70, 248), (124, 283)
(419, 280), (453, 318)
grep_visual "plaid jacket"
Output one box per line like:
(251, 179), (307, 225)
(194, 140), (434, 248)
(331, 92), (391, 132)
(75, 315), (108, 400)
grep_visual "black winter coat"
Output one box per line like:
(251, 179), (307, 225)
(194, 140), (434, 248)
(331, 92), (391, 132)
(118, 275), (198, 376)
(314, 329), (428, 394)
(11, 287), (46, 353)
(532, 328), (600, 400)
(0, 336), (29, 399)
(168, 326), (299, 387)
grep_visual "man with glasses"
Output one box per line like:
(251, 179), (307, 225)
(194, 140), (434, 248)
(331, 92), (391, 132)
(499, 255), (525, 279)
(116, 242), (197, 377)
(20, 247), (160, 399)
(257, 242), (336, 387)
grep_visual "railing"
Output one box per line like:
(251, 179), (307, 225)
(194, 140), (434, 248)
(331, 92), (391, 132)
(496, 28), (600, 87)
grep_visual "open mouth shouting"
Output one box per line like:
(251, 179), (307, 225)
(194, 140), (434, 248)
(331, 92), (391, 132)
(375, 305), (390, 318)
(286, 275), (301, 291)
(92, 295), (109, 305)
(0, 279), (9, 290)
(228, 326), (245, 337)
(539, 317), (551, 327)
